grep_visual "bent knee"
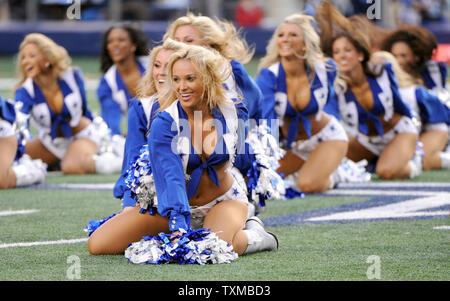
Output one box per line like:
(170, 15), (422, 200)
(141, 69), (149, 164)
(298, 176), (327, 193)
(376, 164), (400, 180)
(87, 236), (103, 255)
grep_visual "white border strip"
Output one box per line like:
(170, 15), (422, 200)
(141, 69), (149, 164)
(0, 238), (88, 249)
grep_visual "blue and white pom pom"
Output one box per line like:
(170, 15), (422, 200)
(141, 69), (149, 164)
(246, 125), (289, 212)
(124, 144), (158, 214)
(125, 228), (238, 265)
(83, 213), (117, 236)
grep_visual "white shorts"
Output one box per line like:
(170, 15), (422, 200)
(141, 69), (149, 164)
(423, 122), (448, 133)
(353, 116), (418, 156)
(38, 122), (102, 160)
(0, 119), (15, 138)
(189, 178), (249, 230)
(290, 116), (348, 161)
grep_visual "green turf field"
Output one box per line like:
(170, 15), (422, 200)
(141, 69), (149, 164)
(0, 56), (449, 283)
(0, 171), (449, 281)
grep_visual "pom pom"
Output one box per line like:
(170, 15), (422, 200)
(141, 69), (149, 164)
(124, 144), (158, 214)
(83, 213), (117, 236)
(246, 125), (290, 212)
(125, 228), (238, 265)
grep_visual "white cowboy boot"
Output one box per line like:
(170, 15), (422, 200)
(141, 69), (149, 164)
(243, 216), (278, 254)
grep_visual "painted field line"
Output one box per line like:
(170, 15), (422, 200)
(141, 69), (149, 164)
(433, 225), (450, 230)
(0, 209), (38, 217)
(0, 238), (88, 249)
(35, 183), (115, 191)
(325, 189), (449, 196)
(307, 194), (450, 222)
(337, 182), (450, 188)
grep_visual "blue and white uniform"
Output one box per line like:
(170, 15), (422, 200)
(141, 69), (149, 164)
(15, 68), (98, 159)
(0, 96), (17, 139)
(97, 56), (148, 135)
(149, 99), (250, 232)
(113, 95), (160, 208)
(334, 63), (417, 156)
(255, 59), (347, 160)
(399, 84), (449, 133)
(1, 95), (47, 186)
(422, 60), (447, 92)
(225, 60), (263, 122)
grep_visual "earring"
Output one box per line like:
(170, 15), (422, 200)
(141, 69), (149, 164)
(358, 57), (364, 62)
(295, 48), (307, 60)
(45, 62), (51, 68)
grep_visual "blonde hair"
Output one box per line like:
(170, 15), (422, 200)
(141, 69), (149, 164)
(137, 39), (186, 99)
(370, 51), (418, 87)
(15, 33), (72, 90)
(163, 12), (254, 64)
(257, 14), (326, 75)
(158, 44), (231, 112)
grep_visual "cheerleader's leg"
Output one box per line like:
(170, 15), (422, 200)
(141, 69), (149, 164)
(25, 138), (60, 166)
(420, 129), (448, 170)
(0, 135), (18, 189)
(203, 199), (249, 255)
(61, 137), (98, 174)
(87, 206), (169, 255)
(297, 140), (348, 193)
(376, 132), (419, 179)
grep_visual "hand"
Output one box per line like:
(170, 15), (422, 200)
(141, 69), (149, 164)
(170, 230), (183, 245)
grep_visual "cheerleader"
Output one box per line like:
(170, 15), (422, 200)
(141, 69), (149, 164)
(97, 24), (150, 137)
(162, 12), (263, 123)
(87, 45), (278, 257)
(255, 13), (352, 193)
(381, 24), (450, 155)
(0, 95), (46, 189)
(14, 33), (121, 175)
(316, 1), (420, 179)
(113, 39), (184, 212)
(381, 25), (448, 95)
(371, 51), (450, 170)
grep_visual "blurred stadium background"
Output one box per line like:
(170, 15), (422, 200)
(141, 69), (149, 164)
(1, 1), (449, 71)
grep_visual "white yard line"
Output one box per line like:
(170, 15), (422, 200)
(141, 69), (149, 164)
(0, 209), (39, 217)
(325, 189), (449, 196)
(337, 182), (450, 188)
(433, 225), (450, 230)
(0, 238), (88, 249)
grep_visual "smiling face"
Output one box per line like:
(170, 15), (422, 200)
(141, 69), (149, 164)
(276, 22), (306, 59)
(20, 43), (49, 79)
(390, 41), (418, 74)
(172, 58), (205, 112)
(152, 48), (174, 93)
(173, 25), (205, 46)
(332, 36), (363, 74)
(106, 28), (136, 63)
